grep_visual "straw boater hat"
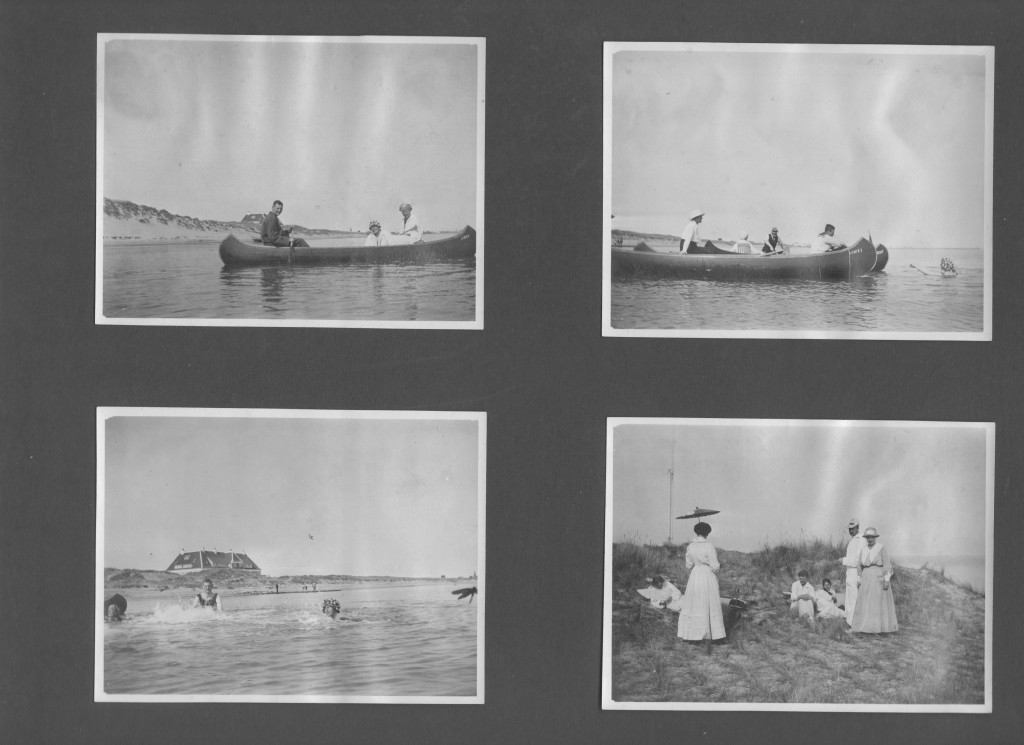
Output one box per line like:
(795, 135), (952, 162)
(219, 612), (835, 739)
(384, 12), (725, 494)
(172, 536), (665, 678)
(399, 202), (412, 212)
(771, 227), (779, 233)
(862, 527), (879, 538)
(689, 208), (705, 220)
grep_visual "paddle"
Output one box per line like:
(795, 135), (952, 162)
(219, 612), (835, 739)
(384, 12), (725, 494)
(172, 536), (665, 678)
(909, 264), (929, 276)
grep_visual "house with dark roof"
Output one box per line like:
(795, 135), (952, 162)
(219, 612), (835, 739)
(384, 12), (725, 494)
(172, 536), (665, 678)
(166, 549), (261, 575)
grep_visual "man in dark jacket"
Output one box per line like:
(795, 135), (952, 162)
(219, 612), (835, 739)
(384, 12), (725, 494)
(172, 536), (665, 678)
(261, 200), (309, 247)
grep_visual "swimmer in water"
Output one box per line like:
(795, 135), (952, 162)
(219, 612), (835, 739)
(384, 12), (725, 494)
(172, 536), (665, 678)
(322, 598), (342, 619)
(103, 593), (128, 622)
(193, 578), (223, 611)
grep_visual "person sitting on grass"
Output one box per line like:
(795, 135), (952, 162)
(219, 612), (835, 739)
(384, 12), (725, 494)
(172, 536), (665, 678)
(790, 570), (816, 619)
(636, 574), (683, 611)
(814, 577), (846, 620)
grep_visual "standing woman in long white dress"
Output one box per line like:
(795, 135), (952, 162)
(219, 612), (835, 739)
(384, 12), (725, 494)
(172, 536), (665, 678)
(850, 527), (898, 633)
(677, 522), (726, 641)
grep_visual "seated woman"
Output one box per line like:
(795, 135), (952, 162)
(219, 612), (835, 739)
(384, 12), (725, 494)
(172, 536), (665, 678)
(636, 574), (683, 611)
(814, 577), (845, 619)
(389, 202), (423, 245)
(790, 570), (815, 619)
(364, 219), (392, 247)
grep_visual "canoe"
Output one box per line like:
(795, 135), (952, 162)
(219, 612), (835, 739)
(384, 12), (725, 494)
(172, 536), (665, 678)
(219, 225), (476, 266)
(613, 237), (884, 281)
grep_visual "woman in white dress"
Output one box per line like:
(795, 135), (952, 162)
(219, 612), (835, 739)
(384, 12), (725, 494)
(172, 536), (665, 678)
(814, 577), (846, 620)
(677, 522), (726, 641)
(850, 527), (898, 633)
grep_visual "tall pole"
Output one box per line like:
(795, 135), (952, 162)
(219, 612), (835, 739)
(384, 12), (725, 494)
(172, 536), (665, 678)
(667, 466), (674, 543)
(668, 431), (677, 543)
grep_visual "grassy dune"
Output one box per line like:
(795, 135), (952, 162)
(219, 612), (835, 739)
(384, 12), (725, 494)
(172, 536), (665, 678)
(610, 538), (985, 705)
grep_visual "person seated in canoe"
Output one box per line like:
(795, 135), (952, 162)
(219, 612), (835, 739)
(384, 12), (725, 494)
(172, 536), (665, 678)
(637, 574), (684, 611)
(679, 208), (704, 253)
(364, 219), (392, 247)
(389, 202), (423, 245)
(193, 578), (223, 611)
(762, 226), (788, 254)
(103, 593), (128, 622)
(734, 232), (753, 254)
(810, 223), (847, 253)
(261, 200), (310, 248)
(814, 577), (846, 620)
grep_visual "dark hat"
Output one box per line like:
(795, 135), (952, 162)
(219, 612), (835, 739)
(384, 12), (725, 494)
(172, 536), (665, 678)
(824, 223), (836, 232)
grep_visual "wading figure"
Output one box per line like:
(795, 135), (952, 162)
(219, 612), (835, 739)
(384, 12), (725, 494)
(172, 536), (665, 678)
(193, 578), (223, 611)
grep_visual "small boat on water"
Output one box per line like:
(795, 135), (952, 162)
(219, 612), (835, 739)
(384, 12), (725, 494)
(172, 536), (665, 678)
(612, 237), (888, 281)
(219, 226), (476, 267)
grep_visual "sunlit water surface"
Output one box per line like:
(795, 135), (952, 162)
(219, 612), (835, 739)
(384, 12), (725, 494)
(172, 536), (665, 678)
(103, 584), (478, 697)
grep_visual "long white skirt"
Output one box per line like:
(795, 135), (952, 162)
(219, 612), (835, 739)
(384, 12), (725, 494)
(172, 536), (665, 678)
(677, 565), (726, 640)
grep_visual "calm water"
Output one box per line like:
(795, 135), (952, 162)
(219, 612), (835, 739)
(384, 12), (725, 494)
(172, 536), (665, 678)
(611, 246), (984, 332)
(894, 555), (986, 593)
(102, 584), (478, 697)
(103, 234), (475, 322)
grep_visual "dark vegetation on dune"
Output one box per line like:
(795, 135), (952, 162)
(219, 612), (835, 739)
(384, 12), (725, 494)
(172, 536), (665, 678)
(610, 536), (985, 705)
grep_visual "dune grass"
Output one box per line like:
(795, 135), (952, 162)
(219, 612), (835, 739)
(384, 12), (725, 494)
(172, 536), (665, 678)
(609, 537), (985, 706)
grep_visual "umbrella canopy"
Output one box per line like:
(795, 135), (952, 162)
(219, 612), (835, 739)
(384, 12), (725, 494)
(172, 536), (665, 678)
(675, 507), (720, 520)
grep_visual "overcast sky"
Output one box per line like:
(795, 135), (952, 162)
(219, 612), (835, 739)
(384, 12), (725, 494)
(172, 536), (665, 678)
(609, 44), (990, 248)
(100, 35), (481, 232)
(102, 411), (482, 577)
(610, 420), (990, 559)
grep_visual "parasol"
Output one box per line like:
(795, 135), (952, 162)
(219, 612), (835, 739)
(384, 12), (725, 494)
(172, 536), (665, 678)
(675, 507), (720, 520)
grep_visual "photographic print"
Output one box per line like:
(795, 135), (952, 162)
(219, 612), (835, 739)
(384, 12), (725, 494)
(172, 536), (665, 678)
(96, 34), (484, 328)
(96, 408), (485, 703)
(603, 418), (992, 711)
(603, 43), (993, 340)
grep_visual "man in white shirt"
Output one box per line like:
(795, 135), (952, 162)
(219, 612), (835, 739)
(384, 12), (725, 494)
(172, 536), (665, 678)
(364, 219), (391, 247)
(840, 518), (867, 626)
(810, 223), (846, 253)
(390, 202), (423, 245)
(679, 208), (704, 253)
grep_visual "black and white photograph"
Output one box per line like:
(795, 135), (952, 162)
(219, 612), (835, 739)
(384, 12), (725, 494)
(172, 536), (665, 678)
(604, 418), (993, 711)
(96, 408), (485, 703)
(96, 34), (484, 328)
(603, 43), (993, 340)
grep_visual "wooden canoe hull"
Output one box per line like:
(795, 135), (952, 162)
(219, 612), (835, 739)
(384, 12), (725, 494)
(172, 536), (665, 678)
(219, 226), (476, 266)
(613, 237), (882, 281)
